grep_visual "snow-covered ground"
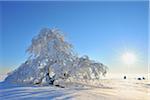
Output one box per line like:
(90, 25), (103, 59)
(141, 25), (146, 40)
(0, 75), (149, 100)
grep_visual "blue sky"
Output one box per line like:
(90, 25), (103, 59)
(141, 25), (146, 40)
(0, 1), (148, 74)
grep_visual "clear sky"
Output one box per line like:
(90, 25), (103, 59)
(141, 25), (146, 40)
(0, 1), (149, 75)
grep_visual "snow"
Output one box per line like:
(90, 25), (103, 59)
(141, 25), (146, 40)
(0, 75), (149, 100)
(1, 28), (149, 99)
(0, 74), (7, 82)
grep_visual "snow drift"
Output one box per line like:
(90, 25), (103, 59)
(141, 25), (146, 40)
(4, 28), (108, 86)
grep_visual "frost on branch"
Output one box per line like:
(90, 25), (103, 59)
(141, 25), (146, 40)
(5, 28), (108, 86)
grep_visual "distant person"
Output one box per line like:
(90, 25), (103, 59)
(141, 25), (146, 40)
(142, 77), (145, 80)
(124, 76), (126, 79)
(137, 77), (141, 80)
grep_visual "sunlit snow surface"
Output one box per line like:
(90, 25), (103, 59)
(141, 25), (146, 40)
(0, 75), (149, 100)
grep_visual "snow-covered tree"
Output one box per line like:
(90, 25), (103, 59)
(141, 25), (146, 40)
(70, 55), (107, 80)
(5, 28), (108, 86)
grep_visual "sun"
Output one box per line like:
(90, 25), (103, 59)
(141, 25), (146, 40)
(122, 52), (136, 65)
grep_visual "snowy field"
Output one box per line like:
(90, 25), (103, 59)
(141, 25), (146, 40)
(0, 75), (149, 100)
